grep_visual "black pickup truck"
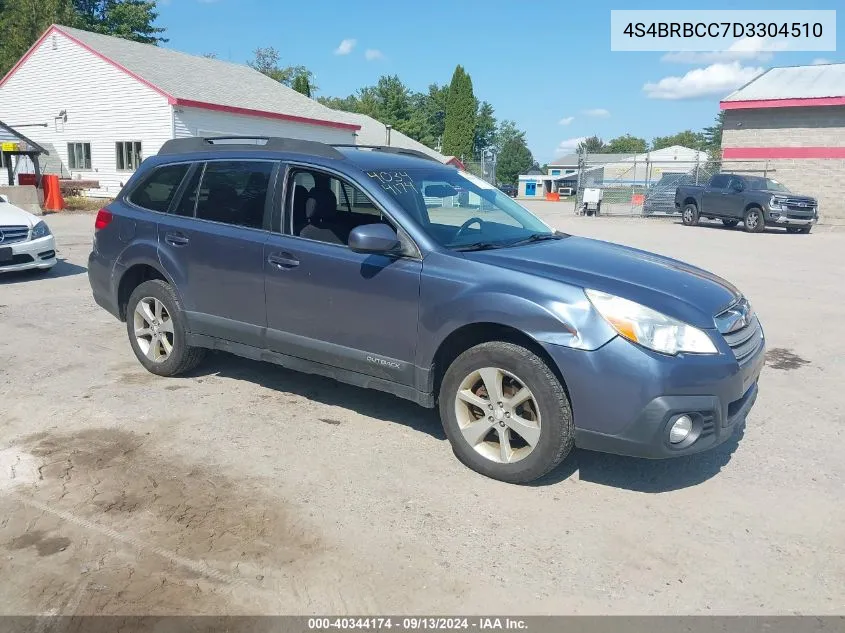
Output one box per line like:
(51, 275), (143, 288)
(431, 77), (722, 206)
(675, 173), (818, 234)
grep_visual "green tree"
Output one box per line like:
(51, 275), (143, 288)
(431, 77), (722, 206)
(650, 130), (705, 151)
(291, 71), (313, 97)
(442, 65), (476, 160)
(494, 120), (526, 152)
(316, 94), (360, 112)
(0, 0), (77, 75)
(74, 0), (166, 44)
(605, 134), (647, 154)
(701, 110), (725, 163)
(496, 136), (533, 185)
(576, 135), (606, 154)
(247, 46), (316, 93)
(473, 101), (497, 158)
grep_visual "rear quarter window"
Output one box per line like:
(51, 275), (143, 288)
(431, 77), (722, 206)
(128, 164), (190, 212)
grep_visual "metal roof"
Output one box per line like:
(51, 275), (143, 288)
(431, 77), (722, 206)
(0, 120), (48, 154)
(723, 63), (845, 102)
(42, 25), (358, 130)
(341, 112), (449, 163)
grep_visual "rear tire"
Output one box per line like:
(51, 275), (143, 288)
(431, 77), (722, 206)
(744, 207), (765, 233)
(438, 341), (574, 484)
(126, 279), (206, 377)
(682, 203), (699, 226)
(722, 219), (739, 228)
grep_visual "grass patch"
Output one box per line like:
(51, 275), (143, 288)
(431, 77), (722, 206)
(63, 196), (112, 212)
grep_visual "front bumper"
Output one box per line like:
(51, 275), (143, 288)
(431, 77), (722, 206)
(0, 234), (57, 272)
(544, 334), (765, 458)
(766, 209), (817, 227)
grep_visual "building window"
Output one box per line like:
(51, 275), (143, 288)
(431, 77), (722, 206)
(67, 142), (91, 170)
(550, 169), (561, 176)
(116, 141), (142, 171)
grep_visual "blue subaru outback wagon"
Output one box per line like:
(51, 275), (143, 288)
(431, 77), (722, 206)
(88, 137), (764, 483)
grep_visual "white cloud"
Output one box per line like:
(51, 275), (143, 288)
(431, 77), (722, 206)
(661, 38), (786, 64)
(334, 39), (356, 55)
(364, 49), (384, 61)
(643, 62), (765, 100)
(558, 116), (574, 125)
(812, 58), (832, 65)
(583, 108), (610, 118)
(557, 137), (587, 152)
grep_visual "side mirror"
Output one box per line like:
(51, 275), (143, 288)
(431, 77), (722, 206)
(424, 184), (459, 198)
(348, 223), (401, 255)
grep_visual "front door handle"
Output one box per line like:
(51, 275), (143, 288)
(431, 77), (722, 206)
(165, 232), (189, 247)
(268, 253), (300, 269)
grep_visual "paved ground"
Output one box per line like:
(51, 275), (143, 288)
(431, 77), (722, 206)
(1, 208), (843, 616)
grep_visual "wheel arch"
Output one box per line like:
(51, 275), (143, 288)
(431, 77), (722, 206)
(431, 322), (571, 403)
(117, 262), (170, 321)
(683, 197), (698, 208)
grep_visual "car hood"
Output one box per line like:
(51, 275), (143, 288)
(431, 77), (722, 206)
(465, 236), (741, 328)
(0, 201), (38, 228)
(760, 190), (816, 202)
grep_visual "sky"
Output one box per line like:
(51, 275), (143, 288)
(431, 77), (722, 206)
(156, 0), (842, 163)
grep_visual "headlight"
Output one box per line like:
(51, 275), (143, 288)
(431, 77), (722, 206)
(769, 196), (787, 210)
(30, 221), (51, 239)
(585, 289), (718, 355)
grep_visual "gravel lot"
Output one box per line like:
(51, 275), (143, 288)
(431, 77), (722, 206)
(1, 207), (843, 616)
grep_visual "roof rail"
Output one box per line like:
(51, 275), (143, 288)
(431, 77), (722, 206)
(158, 136), (345, 159)
(331, 144), (441, 163)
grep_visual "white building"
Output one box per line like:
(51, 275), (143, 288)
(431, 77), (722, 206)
(0, 24), (362, 194)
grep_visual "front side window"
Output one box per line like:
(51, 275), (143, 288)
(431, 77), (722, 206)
(287, 168), (392, 246)
(193, 161), (273, 229)
(67, 142), (91, 170)
(116, 141), (142, 171)
(365, 168), (554, 250)
(128, 163), (190, 212)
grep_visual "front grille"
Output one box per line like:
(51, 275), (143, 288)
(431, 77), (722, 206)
(0, 225), (30, 245)
(715, 298), (764, 364)
(0, 254), (34, 266)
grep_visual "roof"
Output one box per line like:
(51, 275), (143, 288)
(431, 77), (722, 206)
(340, 112), (448, 162)
(549, 154), (579, 166)
(551, 146), (707, 165)
(0, 120), (48, 154)
(1, 25), (359, 131)
(721, 63), (845, 110)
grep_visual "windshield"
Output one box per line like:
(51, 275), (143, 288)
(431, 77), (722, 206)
(746, 176), (791, 192)
(364, 167), (554, 249)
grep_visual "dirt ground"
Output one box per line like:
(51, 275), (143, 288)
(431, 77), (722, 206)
(0, 207), (843, 616)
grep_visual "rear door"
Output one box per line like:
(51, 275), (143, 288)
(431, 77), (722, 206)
(157, 159), (278, 347)
(701, 174), (731, 216)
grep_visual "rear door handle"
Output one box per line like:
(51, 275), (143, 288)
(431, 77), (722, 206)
(165, 232), (189, 247)
(267, 253), (300, 269)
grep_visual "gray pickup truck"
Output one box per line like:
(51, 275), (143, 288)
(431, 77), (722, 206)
(675, 173), (818, 234)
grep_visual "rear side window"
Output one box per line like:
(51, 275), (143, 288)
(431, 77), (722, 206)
(129, 164), (190, 212)
(709, 174), (730, 189)
(194, 161), (274, 230)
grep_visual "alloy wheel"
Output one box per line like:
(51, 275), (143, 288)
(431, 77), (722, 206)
(133, 297), (174, 363)
(453, 367), (542, 464)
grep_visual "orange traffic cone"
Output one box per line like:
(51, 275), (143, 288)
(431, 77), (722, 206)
(42, 174), (64, 212)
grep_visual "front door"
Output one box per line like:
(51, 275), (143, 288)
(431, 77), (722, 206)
(157, 159), (276, 347)
(701, 173), (731, 216)
(263, 166), (422, 386)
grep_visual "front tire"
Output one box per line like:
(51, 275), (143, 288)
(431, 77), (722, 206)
(744, 207), (765, 233)
(722, 219), (739, 228)
(682, 203), (699, 226)
(126, 279), (205, 377)
(438, 341), (574, 484)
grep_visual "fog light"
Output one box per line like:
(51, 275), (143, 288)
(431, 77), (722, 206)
(669, 415), (693, 444)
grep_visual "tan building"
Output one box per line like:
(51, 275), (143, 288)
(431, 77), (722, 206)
(721, 63), (845, 223)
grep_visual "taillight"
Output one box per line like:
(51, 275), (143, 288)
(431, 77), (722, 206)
(94, 208), (113, 230)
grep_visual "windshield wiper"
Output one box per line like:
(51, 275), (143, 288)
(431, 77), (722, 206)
(505, 231), (568, 247)
(453, 241), (505, 252)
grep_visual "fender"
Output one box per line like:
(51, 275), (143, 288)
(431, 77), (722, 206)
(112, 239), (185, 313)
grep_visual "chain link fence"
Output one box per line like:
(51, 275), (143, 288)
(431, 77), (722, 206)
(571, 154), (778, 217)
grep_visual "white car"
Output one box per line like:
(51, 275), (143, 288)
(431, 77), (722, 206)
(0, 194), (56, 273)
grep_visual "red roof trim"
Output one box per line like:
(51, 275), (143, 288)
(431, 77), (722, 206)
(721, 96), (845, 110)
(1, 25), (360, 132)
(174, 99), (360, 130)
(723, 146), (845, 159)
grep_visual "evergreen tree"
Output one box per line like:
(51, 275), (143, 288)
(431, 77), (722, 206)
(496, 136), (533, 185)
(442, 65), (476, 160)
